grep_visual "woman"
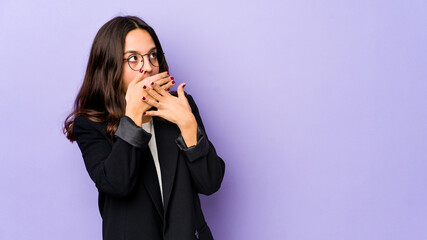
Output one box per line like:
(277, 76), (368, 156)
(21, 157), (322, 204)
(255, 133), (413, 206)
(63, 16), (225, 240)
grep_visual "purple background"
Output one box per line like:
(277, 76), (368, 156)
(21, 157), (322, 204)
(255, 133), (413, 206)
(1, 0), (426, 239)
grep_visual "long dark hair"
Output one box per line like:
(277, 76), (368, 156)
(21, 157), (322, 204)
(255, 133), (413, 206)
(63, 16), (172, 142)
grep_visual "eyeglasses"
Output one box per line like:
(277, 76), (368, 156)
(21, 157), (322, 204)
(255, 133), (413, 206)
(123, 51), (165, 71)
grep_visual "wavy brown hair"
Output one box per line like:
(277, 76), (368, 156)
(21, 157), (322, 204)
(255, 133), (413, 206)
(63, 16), (174, 142)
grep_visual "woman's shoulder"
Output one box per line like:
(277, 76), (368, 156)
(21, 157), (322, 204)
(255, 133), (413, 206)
(74, 115), (98, 127)
(73, 115), (108, 135)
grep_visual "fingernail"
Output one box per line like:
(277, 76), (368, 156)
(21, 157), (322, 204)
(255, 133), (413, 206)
(171, 76), (174, 80)
(143, 85), (146, 89)
(167, 88), (170, 91)
(183, 84), (186, 88)
(151, 81), (154, 85)
(142, 96), (146, 100)
(171, 80), (175, 84)
(143, 112), (146, 115)
(139, 69), (144, 73)
(167, 71), (169, 75)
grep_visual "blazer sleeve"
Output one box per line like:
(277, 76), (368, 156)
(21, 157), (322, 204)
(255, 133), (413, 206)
(73, 115), (152, 198)
(175, 93), (226, 196)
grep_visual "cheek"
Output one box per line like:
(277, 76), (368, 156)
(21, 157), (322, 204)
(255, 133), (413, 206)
(122, 68), (136, 92)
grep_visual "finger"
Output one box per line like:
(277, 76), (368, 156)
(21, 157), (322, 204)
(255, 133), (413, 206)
(177, 83), (186, 98)
(144, 93), (157, 102)
(151, 81), (169, 96)
(160, 78), (175, 90)
(157, 76), (175, 88)
(144, 110), (161, 117)
(129, 70), (145, 86)
(137, 72), (170, 91)
(141, 85), (158, 100)
(149, 71), (170, 84)
(145, 83), (164, 100)
(141, 95), (161, 108)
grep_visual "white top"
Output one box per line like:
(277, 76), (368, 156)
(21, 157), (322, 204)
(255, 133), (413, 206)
(141, 118), (164, 206)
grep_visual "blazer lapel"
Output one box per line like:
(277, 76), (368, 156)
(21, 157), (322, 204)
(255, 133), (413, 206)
(153, 118), (180, 218)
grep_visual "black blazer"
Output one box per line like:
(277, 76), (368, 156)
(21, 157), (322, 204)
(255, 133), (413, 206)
(73, 93), (225, 240)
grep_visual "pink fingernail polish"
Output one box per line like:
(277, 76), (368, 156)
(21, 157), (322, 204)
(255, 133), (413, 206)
(171, 76), (174, 80)
(172, 80), (175, 84)
(143, 85), (146, 89)
(139, 69), (144, 73)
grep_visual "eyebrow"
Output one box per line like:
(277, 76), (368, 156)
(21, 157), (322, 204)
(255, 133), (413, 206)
(124, 47), (157, 55)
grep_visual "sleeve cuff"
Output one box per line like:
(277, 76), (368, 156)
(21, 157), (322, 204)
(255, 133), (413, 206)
(114, 116), (152, 149)
(175, 126), (210, 162)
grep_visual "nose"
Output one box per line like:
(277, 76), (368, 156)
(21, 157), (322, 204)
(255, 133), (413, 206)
(141, 55), (153, 72)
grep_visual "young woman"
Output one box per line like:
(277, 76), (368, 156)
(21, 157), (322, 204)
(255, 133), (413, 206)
(63, 16), (225, 240)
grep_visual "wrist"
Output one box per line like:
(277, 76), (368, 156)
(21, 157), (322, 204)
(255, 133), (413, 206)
(177, 114), (197, 130)
(178, 117), (198, 148)
(125, 112), (142, 127)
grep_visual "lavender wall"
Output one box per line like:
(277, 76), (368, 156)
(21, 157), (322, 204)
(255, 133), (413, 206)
(1, 0), (426, 239)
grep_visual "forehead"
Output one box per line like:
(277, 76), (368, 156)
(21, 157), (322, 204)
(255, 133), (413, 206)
(124, 29), (156, 53)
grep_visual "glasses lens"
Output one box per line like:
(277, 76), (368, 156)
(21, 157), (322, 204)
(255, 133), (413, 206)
(128, 55), (143, 71)
(149, 52), (164, 67)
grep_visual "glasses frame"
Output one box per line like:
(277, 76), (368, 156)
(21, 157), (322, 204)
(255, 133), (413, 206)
(122, 50), (165, 71)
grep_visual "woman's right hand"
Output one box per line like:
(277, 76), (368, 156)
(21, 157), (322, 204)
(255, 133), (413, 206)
(125, 71), (175, 126)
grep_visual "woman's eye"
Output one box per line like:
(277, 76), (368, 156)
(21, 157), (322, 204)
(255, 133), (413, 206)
(149, 52), (158, 59)
(128, 56), (138, 62)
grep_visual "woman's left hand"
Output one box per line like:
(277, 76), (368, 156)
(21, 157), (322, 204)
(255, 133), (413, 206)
(142, 81), (196, 129)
